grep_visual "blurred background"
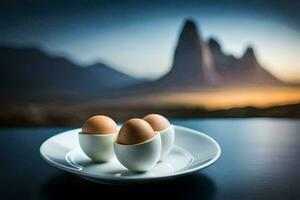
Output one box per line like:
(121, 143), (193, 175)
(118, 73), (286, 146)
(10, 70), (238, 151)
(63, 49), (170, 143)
(0, 0), (299, 126)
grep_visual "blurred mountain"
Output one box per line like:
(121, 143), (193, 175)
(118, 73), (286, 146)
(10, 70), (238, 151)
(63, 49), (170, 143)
(0, 19), (284, 99)
(160, 20), (218, 86)
(0, 19), (288, 101)
(0, 19), (298, 125)
(208, 38), (281, 85)
(0, 46), (141, 100)
(157, 19), (283, 89)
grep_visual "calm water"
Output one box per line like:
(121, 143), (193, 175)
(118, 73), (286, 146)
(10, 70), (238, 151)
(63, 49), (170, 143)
(174, 118), (300, 199)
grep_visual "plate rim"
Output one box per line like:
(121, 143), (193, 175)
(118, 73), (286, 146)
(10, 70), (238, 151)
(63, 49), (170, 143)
(40, 125), (221, 182)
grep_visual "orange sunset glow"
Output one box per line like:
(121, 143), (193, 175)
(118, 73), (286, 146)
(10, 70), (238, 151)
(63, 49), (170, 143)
(118, 86), (300, 110)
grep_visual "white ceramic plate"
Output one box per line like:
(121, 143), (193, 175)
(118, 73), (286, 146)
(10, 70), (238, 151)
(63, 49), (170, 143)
(40, 125), (221, 184)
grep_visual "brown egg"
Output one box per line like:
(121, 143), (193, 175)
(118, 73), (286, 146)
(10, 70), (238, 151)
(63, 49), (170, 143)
(81, 115), (117, 134)
(143, 114), (170, 131)
(116, 118), (156, 145)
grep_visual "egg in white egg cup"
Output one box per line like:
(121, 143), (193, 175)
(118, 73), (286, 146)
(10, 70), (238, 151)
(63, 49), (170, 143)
(158, 124), (175, 161)
(78, 132), (117, 162)
(114, 134), (162, 172)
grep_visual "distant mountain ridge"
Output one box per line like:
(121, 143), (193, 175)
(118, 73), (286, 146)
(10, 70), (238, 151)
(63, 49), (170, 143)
(208, 38), (281, 85)
(0, 19), (288, 101)
(0, 19), (298, 125)
(0, 46), (141, 100)
(159, 19), (283, 89)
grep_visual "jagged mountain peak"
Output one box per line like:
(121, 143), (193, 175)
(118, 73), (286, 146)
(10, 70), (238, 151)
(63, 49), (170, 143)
(208, 38), (221, 51)
(182, 19), (198, 31)
(177, 19), (203, 45)
(160, 18), (217, 85)
(167, 19), (205, 77)
(242, 46), (256, 60)
(160, 19), (283, 87)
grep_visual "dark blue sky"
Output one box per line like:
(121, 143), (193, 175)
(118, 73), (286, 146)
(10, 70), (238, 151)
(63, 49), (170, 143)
(0, 0), (299, 82)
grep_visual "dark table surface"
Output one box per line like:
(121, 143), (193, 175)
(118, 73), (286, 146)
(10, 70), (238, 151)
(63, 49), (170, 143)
(1, 118), (300, 200)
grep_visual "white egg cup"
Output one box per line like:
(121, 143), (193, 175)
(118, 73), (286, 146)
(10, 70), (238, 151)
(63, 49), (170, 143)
(113, 134), (161, 172)
(78, 132), (117, 162)
(159, 125), (175, 161)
